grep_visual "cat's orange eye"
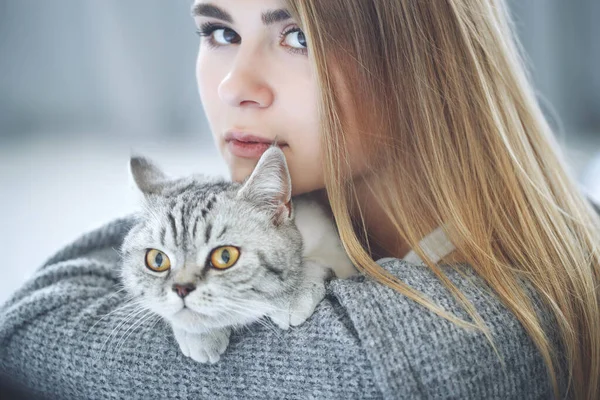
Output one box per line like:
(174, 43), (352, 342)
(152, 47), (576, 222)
(210, 246), (240, 270)
(145, 249), (171, 272)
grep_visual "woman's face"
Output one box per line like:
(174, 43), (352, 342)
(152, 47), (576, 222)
(193, 0), (323, 195)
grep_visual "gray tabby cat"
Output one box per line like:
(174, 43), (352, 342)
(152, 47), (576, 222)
(120, 146), (357, 364)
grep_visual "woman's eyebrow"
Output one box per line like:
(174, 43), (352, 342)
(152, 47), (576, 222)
(192, 4), (233, 23)
(261, 9), (292, 25)
(191, 3), (291, 26)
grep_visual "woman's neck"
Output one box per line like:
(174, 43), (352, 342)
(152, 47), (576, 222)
(312, 181), (465, 264)
(352, 180), (413, 260)
(310, 184), (412, 260)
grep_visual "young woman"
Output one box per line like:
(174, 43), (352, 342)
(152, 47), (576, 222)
(1, 0), (598, 398)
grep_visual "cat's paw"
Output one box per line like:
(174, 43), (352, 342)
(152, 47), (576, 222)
(172, 327), (231, 364)
(289, 281), (326, 327)
(267, 307), (291, 330)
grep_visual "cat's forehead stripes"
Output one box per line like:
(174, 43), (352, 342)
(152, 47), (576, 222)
(159, 189), (222, 251)
(151, 183), (234, 255)
(159, 225), (167, 246)
(180, 200), (193, 251)
(167, 211), (179, 247)
(201, 194), (217, 218)
(187, 193), (219, 246)
(205, 223), (213, 244)
(217, 226), (228, 240)
(166, 197), (191, 250)
(192, 215), (200, 242)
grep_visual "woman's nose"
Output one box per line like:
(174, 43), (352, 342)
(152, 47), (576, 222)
(218, 55), (274, 108)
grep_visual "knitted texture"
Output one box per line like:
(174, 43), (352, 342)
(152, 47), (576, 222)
(0, 217), (560, 399)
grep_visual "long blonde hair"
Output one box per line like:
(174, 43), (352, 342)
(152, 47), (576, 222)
(287, 0), (600, 398)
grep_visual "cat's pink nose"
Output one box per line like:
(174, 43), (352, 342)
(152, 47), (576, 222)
(172, 283), (196, 299)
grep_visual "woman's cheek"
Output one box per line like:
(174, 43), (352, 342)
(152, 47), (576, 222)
(196, 51), (224, 118)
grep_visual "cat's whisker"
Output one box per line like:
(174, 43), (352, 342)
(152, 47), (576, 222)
(213, 304), (286, 341)
(108, 286), (134, 298)
(229, 309), (285, 341)
(115, 310), (157, 354)
(205, 306), (282, 339)
(113, 305), (152, 343)
(99, 305), (148, 357)
(87, 297), (143, 332)
(148, 314), (164, 331)
(110, 308), (152, 356)
(218, 304), (292, 334)
(86, 299), (143, 337)
(99, 310), (142, 357)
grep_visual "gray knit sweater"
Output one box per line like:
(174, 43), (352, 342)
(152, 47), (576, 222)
(0, 217), (561, 399)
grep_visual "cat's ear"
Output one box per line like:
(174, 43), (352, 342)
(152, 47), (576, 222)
(129, 155), (170, 196)
(237, 146), (292, 225)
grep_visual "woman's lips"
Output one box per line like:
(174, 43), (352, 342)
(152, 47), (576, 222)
(224, 132), (287, 159)
(226, 140), (274, 159)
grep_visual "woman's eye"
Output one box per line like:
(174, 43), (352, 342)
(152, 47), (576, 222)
(209, 246), (240, 270)
(197, 23), (241, 46)
(212, 28), (241, 45)
(283, 29), (307, 49)
(145, 249), (171, 272)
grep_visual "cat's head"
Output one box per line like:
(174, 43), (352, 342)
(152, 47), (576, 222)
(120, 147), (303, 333)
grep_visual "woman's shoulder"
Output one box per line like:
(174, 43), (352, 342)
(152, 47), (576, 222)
(0, 216), (138, 315)
(41, 215), (139, 268)
(0, 217), (381, 399)
(1, 219), (556, 399)
(326, 258), (556, 399)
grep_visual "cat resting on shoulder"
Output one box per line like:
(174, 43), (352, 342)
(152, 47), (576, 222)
(120, 146), (357, 364)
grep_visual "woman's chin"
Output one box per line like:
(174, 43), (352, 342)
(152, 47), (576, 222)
(228, 164), (256, 184)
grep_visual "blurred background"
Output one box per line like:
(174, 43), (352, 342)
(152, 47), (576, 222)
(1, 0), (599, 303)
